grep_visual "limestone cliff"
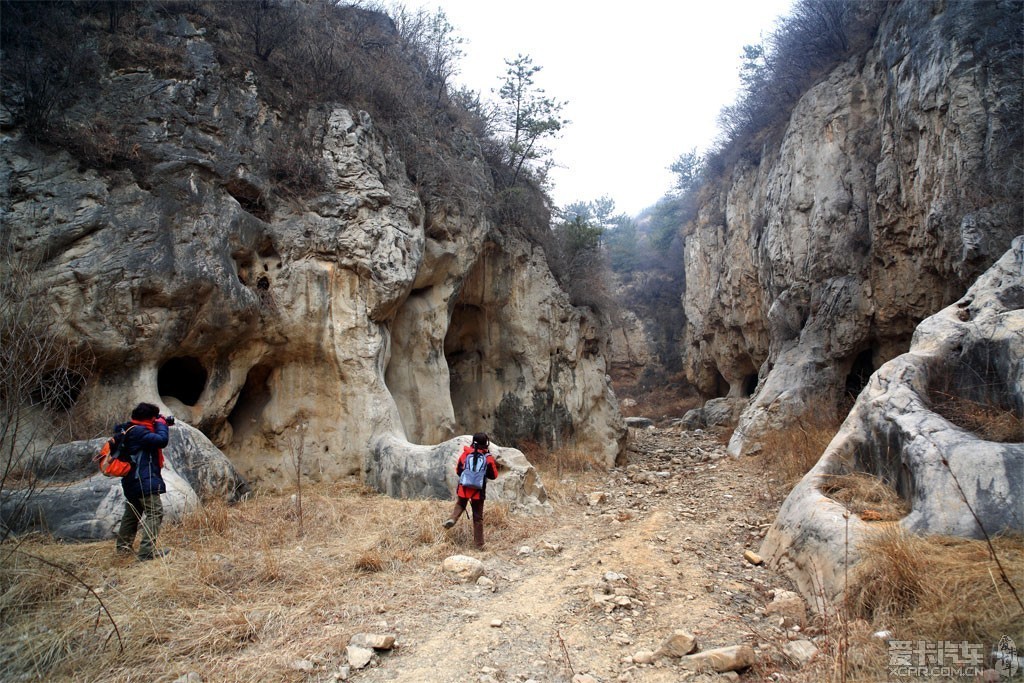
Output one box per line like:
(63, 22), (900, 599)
(0, 6), (625, 494)
(681, 0), (1022, 453)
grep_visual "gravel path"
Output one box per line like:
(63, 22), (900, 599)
(353, 426), (818, 683)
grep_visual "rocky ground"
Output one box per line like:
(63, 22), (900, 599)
(346, 426), (829, 683)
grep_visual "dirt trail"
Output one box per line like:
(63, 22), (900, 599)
(355, 426), (806, 683)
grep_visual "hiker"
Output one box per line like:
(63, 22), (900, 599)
(114, 402), (173, 561)
(443, 432), (499, 548)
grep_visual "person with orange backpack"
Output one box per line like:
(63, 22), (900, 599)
(113, 402), (173, 561)
(443, 432), (498, 548)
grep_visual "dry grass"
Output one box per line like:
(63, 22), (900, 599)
(0, 480), (552, 681)
(757, 416), (842, 492)
(517, 441), (606, 505)
(820, 472), (910, 522)
(929, 391), (1023, 443)
(848, 527), (1024, 646)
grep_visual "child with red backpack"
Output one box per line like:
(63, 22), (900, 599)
(443, 432), (498, 548)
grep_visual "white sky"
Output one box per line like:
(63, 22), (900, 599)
(404, 0), (795, 217)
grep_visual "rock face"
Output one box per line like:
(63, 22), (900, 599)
(0, 7), (625, 511)
(760, 238), (1023, 607)
(680, 1), (1022, 453)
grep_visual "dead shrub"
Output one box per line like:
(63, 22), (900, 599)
(519, 440), (606, 476)
(757, 416), (842, 492)
(927, 341), (1024, 443)
(929, 391), (1023, 443)
(353, 548), (387, 573)
(820, 472), (910, 522)
(848, 527), (1024, 646)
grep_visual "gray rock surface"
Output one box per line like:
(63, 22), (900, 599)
(1, 423), (249, 540)
(761, 238), (1023, 607)
(677, 1), (1022, 455)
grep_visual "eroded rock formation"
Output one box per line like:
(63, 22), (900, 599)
(760, 238), (1023, 607)
(1, 424), (250, 540)
(0, 8), (625, 522)
(680, 0), (1022, 453)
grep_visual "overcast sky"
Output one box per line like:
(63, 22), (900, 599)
(401, 0), (795, 217)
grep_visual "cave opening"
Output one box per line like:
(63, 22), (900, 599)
(712, 369), (730, 398)
(158, 356), (208, 406)
(444, 303), (487, 435)
(228, 363), (273, 443)
(845, 348), (876, 403)
(742, 372), (759, 397)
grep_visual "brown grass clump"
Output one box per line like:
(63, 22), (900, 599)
(757, 416), (842, 492)
(820, 472), (910, 522)
(517, 441), (607, 505)
(0, 481), (553, 681)
(848, 527), (1024, 646)
(929, 391), (1023, 443)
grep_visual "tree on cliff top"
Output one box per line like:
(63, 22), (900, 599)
(494, 54), (569, 187)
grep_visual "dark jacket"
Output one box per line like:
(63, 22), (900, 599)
(118, 418), (169, 498)
(455, 445), (498, 500)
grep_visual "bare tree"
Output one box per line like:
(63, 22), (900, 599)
(238, 0), (301, 62)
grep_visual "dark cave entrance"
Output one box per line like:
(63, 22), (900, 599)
(742, 372), (759, 397)
(712, 369), (730, 398)
(845, 348), (876, 402)
(158, 356), (208, 406)
(228, 363), (273, 443)
(443, 303), (487, 434)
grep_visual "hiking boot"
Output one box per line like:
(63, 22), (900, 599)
(115, 545), (134, 556)
(138, 548), (170, 561)
(442, 518), (455, 529)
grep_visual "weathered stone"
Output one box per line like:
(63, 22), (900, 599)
(761, 239), (1024, 607)
(625, 417), (654, 429)
(656, 630), (698, 658)
(0, 8), (626, 535)
(680, 645), (756, 673)
(764, 590), (807, 628)
(743, 550), (763, 566)
(1, 423), (249, 540)
(345, 645), (374, 669)
(675, 1), (1021, 456)
(632, 649), (656, 664)
(783, 639), (820, 667)
(366, 436), (549, 514)
(349, 633), (395, 650)
(588, 492), (608, 506)
(442, 555), (485, 583)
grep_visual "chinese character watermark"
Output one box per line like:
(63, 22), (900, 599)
(887, 636), (1019, 678)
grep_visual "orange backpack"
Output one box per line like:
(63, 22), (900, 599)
(93, 425), (137, 477)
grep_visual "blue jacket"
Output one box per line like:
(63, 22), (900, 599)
(118, 419), (169, 498)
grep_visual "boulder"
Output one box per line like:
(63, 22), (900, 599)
(1, 423), (249, 540)
(442, 554), (485, 583)
(680, 645), (756, 673)
(366, 434), (549, 514)
(760, 238), (1024, 607)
